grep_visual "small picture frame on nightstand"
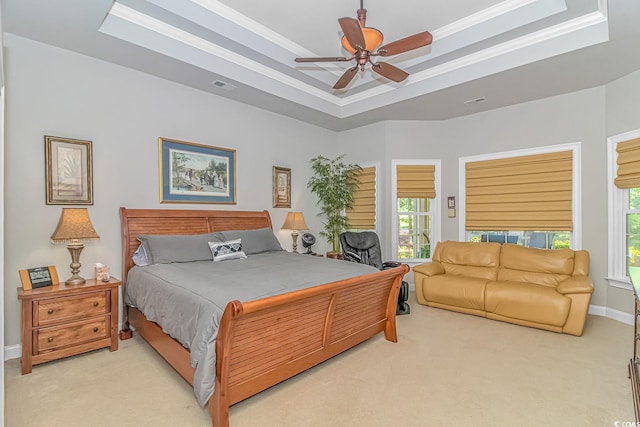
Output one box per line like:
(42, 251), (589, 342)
(19, 266), (59, 290)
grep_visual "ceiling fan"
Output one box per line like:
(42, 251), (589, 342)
(294, 0), (433, 90)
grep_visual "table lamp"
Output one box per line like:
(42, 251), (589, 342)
(50, 208), (100, 285)
(280, 212), (309, 253)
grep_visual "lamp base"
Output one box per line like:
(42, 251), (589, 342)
(291, 230), (299, 253)
(65, 243), (86, 286)
(65, 274), (86, 286)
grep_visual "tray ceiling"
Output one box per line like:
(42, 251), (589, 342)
(4, 0), (640, 130)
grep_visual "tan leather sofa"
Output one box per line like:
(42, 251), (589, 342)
(412, 241), (594, 336)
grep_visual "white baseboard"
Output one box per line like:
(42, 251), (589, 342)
(4, 344), (20, 361)
(589, 304), (634, 325)
(3, 305), (635, 360)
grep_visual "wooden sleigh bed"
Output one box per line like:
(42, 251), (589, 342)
(119, 207), (409, 427)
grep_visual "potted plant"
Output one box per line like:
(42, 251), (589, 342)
(307, 155), (362, 256)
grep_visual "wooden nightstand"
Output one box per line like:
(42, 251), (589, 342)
(17, 277), (122, 374)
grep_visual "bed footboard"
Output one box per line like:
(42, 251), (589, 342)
(210, 264), (409, 427)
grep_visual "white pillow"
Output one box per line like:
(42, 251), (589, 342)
(132, 244), (149, 267)
(208, 239), (248, 262)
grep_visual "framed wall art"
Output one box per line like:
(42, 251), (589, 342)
(273, 166), (291, 208)
(159, 137), (236, 204)
(45, 136), (93, 205)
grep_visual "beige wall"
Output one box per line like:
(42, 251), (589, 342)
(4, 32), (640, 348)
(3, 34), (339, 347)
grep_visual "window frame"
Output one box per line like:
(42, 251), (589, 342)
(607, 129), (640, 290)
(458, 142), (582, 247)
(391, 159), (441, 262)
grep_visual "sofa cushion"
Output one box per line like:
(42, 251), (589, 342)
(485, 281), (570, 327)
(435, 241), (501, 280)
(422, 275), (488, 311)
(498, 244), (574, 287)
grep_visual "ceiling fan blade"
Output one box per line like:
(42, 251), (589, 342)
(339, 17), (366, 51)
(295, 57), (351, 63)
(371, 62), (409, 83)
(377, 31), (433, 56)
(333, 67), (359, 89)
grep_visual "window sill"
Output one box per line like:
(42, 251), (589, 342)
(606, 276), (633, 290)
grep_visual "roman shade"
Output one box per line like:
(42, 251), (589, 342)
(346, 166), (376, 230)
(615, 137), (640, 189)
(396, 165), (436, 199)
(465, 150), (573, 231)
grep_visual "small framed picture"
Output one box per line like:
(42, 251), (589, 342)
(273, 166), (291, 208)
(19, 266), (59, 290)
(45, 136), (93, 205)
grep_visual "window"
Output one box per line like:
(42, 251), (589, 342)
(607, 130), (640, 288)
(459, 143), (581, 248)
(468, 231), (570, 248)
(392, 160), (441, 261)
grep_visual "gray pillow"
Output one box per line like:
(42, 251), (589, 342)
(218, 228), (283, 255)
(138, 232), (223, 264)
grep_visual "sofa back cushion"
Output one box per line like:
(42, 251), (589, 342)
(434, 241), (501, 280)
(498, 244), (575, 287)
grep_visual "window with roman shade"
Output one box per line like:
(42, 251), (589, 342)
(346, 166), (376, 230)
(615, 137), (640, 189)
(392, 160), (440, 261)
(465, 150), (573, 231)
(608, 131), (640, 286)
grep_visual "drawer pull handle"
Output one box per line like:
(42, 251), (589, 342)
(47, 337), (53, 343)
(93, 302), (99, 307)
(93, 327), (99, 333)
(47, 309), (54, 315)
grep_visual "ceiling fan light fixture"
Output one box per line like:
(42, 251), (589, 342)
(341, 27), (383, 54)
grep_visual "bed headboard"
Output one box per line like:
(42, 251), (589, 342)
(120, 207), (273, 281)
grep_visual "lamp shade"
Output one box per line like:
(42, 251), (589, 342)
(281, 212), (309, 231)
(50, 208), (100, 243)
(341, 27), (383, 54)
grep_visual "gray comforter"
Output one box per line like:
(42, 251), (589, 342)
(124, 251), (378, 406)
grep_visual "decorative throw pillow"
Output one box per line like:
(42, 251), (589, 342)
(132, 244), (150, 267)
(208, 239), (248, 262)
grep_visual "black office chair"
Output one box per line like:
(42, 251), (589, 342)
(340, 231), (410, 315)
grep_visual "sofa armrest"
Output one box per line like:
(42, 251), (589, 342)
(556, 276), (594, 295)
(413, 262), (445, 277)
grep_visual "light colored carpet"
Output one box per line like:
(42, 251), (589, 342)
(5, 293), (636, 426)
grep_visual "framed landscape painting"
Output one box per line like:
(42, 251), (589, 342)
(158, 137), (236, 204)
(45, 136), (93, 205)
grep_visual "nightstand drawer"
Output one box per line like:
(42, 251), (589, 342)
(36, 318), (108, 352)
(35, 292), (107, 325)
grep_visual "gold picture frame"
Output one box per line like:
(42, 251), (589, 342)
(273, 166), (291, 208)
(45, 136), (93, 205)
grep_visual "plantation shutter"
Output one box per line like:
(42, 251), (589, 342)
(396, 165), (436, 199)
(465, 150), (573, 231)
(346, 166), (376, 229)
(615, 138), (640, 188)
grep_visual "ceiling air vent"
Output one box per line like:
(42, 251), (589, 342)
(211, 80), (237, 91)
(464, 97), (487, 104)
